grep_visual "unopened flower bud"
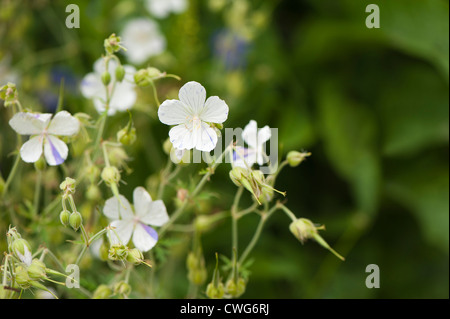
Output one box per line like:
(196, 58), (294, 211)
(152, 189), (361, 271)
(59, 209), (70, 227)
(27, 259), (47, 280)
(11, 238), (32, 261)
(0, 82), (18, 107)
(92, 284), (112, 299)
(229, 167), (248, 187)
(108, 244), (128, 261)
(15, 266), (32, 289)
(34, 157), (46, 171)
(69, 211), (83, 231)
(114, 281), (131, 296)
(225, 277), (246, 298)
(101, 71), (111, 86)
(117, 126), (136, 145)
(86, 184), (101, 201)
(115, 64), (125, 82)
(101, 166), (121, 186)
(126, 248), (144, 265)
(189, 268), (207, 286)
(287, 151), (311, 167)
(134, 67), (163, 87)
(206, 282), (225, 299)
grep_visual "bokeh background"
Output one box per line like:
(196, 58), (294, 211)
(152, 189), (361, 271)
(0, 0), (448, 298)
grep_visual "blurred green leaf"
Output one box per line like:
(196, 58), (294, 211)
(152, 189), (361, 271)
(317, 81), (381, 215)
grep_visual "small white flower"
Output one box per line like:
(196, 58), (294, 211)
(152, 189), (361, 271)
(233, 120), (271, 168)
(120, 18), (166, 65)
(9, 111), (80, 166)
(158, 81), (229, 152)
(145, 0), (188, 19)
(80, 58), (136, 116)
(103, 187), (169, 252)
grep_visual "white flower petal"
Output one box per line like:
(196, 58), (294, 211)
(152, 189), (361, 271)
(195, 122), (218, 152)
(103, 195), (134, 220)
(169, 123), (196, 150)
(9, 112), (51, 135)
(132, 223), (158, 252)
(146, 0), (187, 18)
(158, 99), (191, 125)
(47, 111), (80, 136)
(17, 245), (32, 266)
(44, 135), (68, 166)
(179, 81), (206, 114)
(108, 220), (134, 246)
(110, 80), (137, 112)
(257, 125), (271, 145)
(20, 136), (43, 163)
(140, 200), (169, 226)
(232, 146), (257, 168)
(200, 96), (229, 123)
(242, 120), (258, 149)
(133, 187), (153, 217)
(80, 73), (103, 99)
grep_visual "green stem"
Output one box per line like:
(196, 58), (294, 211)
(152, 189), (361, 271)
(279, 204), (297, 222)
(231, 186), (244, 255)
(2, 152), (21, 198)
(150, 80), (160, 107)
(157, 159), (173, 199)
(33, 168), (42, 217)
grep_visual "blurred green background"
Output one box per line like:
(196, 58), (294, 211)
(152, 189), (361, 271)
(0, 0), (448, 298)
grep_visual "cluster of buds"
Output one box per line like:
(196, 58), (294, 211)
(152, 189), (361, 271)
(104, 33), (126, 55)
(229, 167), (285, 204)
(59, 177), (83, 231)
(134, 67), (166, 87)
(0, 82), (18, 107)
(106, 239), (149, 267)
(92, 281), (131, 299)
(224, 249), (246, 298)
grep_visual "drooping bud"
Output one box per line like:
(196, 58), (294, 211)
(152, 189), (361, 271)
(69, 211), (83, 231)
(117, 126), (136, 145)
(115, 64), (125, 82)
(186, 251), (207, 286)
(287, 151), (311, 167)
(59, 209), (70, 227)
(126, 248), (144, 265)
(134, 67), (164, 87)
(101, 71), (111, 86)
(101, 166), (121, 186)
(289, 218), (345, 261)
(85, 184), (101, 201)
(27, 259), (47, 280)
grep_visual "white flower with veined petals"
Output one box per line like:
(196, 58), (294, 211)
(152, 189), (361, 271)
(233, 120), (271, 168)
(103, 187), (169, 252)
(145, 0), (188, 19)
(121, 18), (166, 65)
(80, 58), (136, 116)
(9, 111), (80, 166)
(158, 81), (229, 152)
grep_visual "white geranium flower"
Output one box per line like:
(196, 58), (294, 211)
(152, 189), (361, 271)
(103, 187), (169, 252)
(158, 81), (229, 152)
(121, 18), (166, 65)
(233, 120), (271, 168)
(9, 111), (80, 166)
(80, 58), (136, 116)
(145, 0), (188, 19)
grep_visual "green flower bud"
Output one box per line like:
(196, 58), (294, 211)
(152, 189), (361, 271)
(27, 259), (47, 280)
(286, 151), (311, 167)
(206, 282), (225, 299)
(101, 71), (111, 86)
(229, 167), (248, 187)
(34, 157), (46, 171)
(92, 284), (112, 299)
(69, 211), (83, 231)
(85, 165), (100, 183)
(126, 248), (144, 265)
(114, 281), (131, 296)
(85, 184), (101, 201)
(117, 126), (136, 145)
(15, 266), (32, 289)
(101, 166), (121, 186)
(134, 69), (151, 87)
(289, 218), (345, 261)
(225, 277), (246, 298)
(59, 209), (70, 227)
(11, 238), (32, 260)
(115, 64), (125, 82)
(163, 138), (173, 155)
(189, 268), (207, 286)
